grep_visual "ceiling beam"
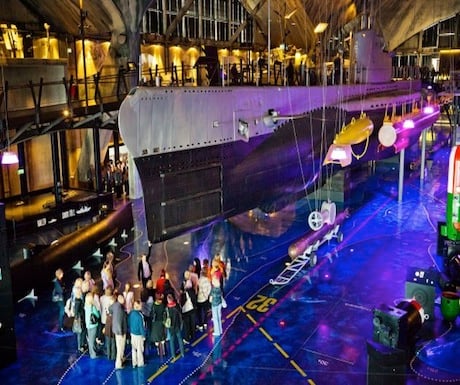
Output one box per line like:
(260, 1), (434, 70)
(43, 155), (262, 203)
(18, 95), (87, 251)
(164, 0), (196, 40)
(240, 0), (269, 44)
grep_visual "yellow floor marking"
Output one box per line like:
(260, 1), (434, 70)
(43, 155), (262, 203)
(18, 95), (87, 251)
(244, 306), (316, 383)
(192, 333), (208, 346)
(273, 342), (289, 358)
(246, 312), (257, 324)
(290, 360), (307, 377)
(258, 327), (273, 342)
(147, 364), (168, 382)
(226, 305), (244, 319)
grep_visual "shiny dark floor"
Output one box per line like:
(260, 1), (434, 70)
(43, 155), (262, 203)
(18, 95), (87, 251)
(1, 129), (460, 385)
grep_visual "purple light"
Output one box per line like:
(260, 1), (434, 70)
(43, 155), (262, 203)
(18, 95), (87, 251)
(423, 105), (434, 114)
(402, 119), (415, 129)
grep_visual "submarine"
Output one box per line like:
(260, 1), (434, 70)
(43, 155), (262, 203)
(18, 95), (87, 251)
(118, 29), (440, 244)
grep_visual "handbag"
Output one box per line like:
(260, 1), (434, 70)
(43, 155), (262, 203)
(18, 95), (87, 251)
(72, 317), (82, 333)
(90, 312), (99, 324)
(64, 298), (74, 318)
(221, 297), (227, 309)
(181, 291), (194, 313)
(90, 307), (100, 324)
(163, 309), (171, 328)
(52, 289), (62, 302)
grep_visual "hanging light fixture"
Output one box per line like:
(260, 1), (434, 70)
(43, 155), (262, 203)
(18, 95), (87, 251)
(1, 151), (18, 165)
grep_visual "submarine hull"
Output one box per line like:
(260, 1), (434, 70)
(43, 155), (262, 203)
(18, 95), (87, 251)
(10, 202), (133, 302)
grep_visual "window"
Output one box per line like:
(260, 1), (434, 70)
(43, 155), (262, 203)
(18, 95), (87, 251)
(144, 8), (163, 34)
(144, 0), (252, 44)
(422, 25), (438, 48)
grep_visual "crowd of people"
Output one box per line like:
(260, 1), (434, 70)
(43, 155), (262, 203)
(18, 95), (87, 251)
(52, 248), (228, 370)
(101, 159), (129, 198)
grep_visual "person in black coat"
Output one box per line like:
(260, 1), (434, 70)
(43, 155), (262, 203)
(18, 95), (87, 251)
(52, 268), (66, 332)
(165, 294), (184, 358)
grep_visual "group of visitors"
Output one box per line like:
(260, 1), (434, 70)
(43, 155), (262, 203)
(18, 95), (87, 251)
(101, 159), (129, 198)
(52, 248), (228, 370)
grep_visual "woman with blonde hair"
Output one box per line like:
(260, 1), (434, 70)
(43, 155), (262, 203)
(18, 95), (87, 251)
(101, 260), (114, 291)
(209, 276), (224, 337)
(72, 286), (85, 352)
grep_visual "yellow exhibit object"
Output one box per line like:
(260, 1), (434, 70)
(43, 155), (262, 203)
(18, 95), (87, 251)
(333, 113), (374, 146)
(323, 113), (374, 167)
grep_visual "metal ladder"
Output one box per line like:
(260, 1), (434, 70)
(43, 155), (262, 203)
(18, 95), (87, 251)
(269, 252), (314, 286)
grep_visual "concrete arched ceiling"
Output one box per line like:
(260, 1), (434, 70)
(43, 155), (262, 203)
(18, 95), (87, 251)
(1, 0), (459, 53)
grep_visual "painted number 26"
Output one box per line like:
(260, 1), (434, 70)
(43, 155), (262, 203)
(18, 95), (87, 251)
(245, 295), (277, 313)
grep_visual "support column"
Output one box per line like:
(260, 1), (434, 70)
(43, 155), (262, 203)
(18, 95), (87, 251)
(113, 130), (120, 163)
(50, 132), (62, 204)
(0, 203), (17, 367)
(59, 131), (69, 189)
(420, 128), (427, 185)
(398, 148), (405, 203)
(17, 142), (28, 198)
(92, 128), (102, 193)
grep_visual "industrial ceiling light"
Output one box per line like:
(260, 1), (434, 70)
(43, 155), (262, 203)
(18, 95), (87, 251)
(314, 23), (328, 34)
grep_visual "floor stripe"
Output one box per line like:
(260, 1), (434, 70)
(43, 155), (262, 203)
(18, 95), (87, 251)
(246, 313), (257, 324)
(147, 364), (168, 382)
(273, 342), (289, 358)
(290, 360), (307, 377)
(258, 327), (273, 342)
(191, 333), (208, 346)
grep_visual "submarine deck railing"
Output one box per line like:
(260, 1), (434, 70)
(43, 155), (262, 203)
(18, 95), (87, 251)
(0, 61), (426, 149)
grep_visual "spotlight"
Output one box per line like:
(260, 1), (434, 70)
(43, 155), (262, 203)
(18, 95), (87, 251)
(127, 61), (137, 71)
(323, 145), (352, 167)
(402, 119), (415, 129)
(423, 105), (434, 114)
